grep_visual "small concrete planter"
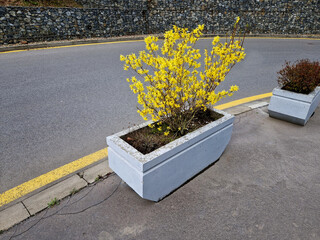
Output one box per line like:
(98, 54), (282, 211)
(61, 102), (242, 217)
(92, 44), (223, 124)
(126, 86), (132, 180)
(106, 109), (234, 201)
(268, 86), (320, 125)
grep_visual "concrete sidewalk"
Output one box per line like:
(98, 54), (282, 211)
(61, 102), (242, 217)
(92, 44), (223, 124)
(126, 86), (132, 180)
(1, 104), (320, 240)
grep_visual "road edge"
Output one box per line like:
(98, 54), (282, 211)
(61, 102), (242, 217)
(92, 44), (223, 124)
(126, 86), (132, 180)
(0, 34), (319, 54)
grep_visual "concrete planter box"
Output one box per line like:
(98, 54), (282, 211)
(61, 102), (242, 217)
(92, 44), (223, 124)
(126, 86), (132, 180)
(106, 109), (234, 201)
(268, 86), (320, 125)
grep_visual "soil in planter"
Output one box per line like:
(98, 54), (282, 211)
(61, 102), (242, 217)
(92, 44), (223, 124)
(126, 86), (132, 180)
(121, 109), (223, 154)
(281, 85), (314, 95)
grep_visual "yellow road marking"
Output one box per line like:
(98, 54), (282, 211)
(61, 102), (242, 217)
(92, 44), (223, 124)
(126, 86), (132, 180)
(0, 39), (144, 55)
(0, 36), (319, 55)
(0, 148), (108, 207)
(201, 36), (320, 41)
(245, 36), (320, 40)
(0, 92), (273, 207)
(0, 50), (27, 54)
(215, 92), (272, 110)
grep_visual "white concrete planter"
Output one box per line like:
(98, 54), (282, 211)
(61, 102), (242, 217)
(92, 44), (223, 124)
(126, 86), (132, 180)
(106, 109), (234, 201)
(268, 86), (320, 125)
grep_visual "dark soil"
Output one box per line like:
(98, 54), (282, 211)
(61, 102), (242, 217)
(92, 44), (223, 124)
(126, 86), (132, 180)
(281, 84), (313, 95)
(121, 109), (223, 155)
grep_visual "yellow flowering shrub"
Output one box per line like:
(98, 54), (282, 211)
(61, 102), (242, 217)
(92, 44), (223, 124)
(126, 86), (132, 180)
(121, 18), (246, 135)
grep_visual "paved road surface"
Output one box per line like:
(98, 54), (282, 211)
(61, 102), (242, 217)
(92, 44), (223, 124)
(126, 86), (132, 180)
(0, 38), (319, 193)
(2, 106), (320, 240)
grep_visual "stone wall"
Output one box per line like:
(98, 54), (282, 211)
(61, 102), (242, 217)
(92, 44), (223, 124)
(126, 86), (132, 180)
(74, 0), (146, 9)
(147, 0), (320, 35)
(0, 7), (146, 44)
(0, 0), (319, 44)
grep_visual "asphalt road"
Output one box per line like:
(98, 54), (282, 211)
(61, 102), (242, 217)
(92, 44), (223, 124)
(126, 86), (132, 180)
(1, 38), (319, 193)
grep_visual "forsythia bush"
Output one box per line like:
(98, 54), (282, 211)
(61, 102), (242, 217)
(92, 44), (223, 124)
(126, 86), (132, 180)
(121, 18), (246, 135)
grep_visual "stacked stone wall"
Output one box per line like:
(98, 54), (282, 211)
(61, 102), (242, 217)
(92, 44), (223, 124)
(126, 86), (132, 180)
(0, 0), (319, 44)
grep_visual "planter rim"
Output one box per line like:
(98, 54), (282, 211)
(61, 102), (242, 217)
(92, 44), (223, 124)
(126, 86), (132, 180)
(272, 86), (320, 103)
(107, 108), (234, 165)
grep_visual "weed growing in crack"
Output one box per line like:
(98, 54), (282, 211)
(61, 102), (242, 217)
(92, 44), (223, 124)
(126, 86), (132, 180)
(95, 175), (103, 182)
(70, 188), (80, 196)
(47, 198), (59, 208)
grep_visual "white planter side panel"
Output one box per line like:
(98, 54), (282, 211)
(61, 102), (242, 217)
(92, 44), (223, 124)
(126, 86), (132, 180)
(268, 87), (320, 125)
(142, 124), (233, 201)
(268, 95), (310, 125)
(108, 147), (143, 196)
(307, 87), (320, 119)
(107, 109), (234, 202)
(141, 116), (233, 172)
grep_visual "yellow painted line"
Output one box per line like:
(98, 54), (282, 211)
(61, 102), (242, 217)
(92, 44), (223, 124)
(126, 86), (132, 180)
(215, 92), (272, 110)
(245, 36), (320, 41)
(0, 50), (27, 54)
(0, 39), (144, 55)
(0, 92), (273, 208)
(0, 148), (108, 207)
(201, 36), (320, 41)
(1, 36), (319, 55)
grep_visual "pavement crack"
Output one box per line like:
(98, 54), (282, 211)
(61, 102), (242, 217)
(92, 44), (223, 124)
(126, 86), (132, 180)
(21, 201), (31, 217)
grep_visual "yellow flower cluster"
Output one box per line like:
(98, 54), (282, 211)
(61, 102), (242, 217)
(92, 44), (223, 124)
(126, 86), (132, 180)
(120, 19), (246, 135)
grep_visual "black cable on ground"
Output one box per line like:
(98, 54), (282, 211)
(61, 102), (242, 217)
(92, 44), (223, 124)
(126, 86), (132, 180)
(57, 178), (121, 216)
(6, 173), (119, 240)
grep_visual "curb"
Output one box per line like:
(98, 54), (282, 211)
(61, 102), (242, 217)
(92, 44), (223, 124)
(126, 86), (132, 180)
(0, 98), (271, 233)
(0, 160), (112, 232)
(1, 34), (320, 53)
(0, 36), (145, 53)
